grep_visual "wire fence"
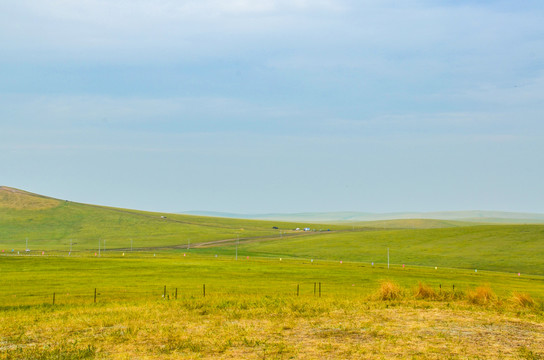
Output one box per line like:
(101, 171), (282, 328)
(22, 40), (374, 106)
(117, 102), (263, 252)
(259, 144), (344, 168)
(0, 281), (359, 307)
(0, 280), (467, 308)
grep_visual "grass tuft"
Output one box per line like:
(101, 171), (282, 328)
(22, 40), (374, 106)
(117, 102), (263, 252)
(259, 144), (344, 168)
(511, 292), (536, 308)
(466, 285), (496, 305)
(413, 282), (437, 300)
(376, 280), (404, 301)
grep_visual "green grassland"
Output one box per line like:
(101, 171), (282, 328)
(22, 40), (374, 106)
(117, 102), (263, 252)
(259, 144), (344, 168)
(4, 187), (544, 277)
(1, 254), (544, 359)
(223, 225), (544, 275)
(0, 187), (349, 253)
(1, 253), (543, 306)
(2, 187), (544, 359)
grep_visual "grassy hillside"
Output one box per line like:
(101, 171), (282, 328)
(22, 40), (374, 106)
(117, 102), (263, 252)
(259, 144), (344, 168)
(0, 186), (60, 210)
(0, 187), (347, 252)
(2, 187), (543, 276)
(0, 187), (473, 254)
(207, 225), (544, 275)
(2, 187), (544, 359)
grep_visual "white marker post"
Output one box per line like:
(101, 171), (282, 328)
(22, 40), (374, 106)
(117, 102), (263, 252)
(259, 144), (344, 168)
(387, 247), (390, 269)
(98, 239), (101, 257)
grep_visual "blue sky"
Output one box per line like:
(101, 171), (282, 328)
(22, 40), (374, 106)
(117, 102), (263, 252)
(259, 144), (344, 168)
(1, 0), (543, 213)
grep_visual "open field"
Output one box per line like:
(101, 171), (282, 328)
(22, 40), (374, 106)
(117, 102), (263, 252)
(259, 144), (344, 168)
(1, 254), (544, 359)
(222, 225), (544, 276)
(2, 187), (544, 276)
(2, 187), (544, 358)
(2, 295), (544, 359)
(2, 254), (544, 305)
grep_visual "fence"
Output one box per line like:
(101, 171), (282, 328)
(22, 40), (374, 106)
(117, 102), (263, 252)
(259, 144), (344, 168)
(0, 282), (338, 307)
(0, 281), (465, 308)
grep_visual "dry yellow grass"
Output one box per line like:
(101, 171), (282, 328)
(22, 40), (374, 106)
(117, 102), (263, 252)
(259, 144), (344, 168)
(0, 187), (60, 210)
(413, 282), (438, 300)
(467, 285), (496, 305)
(1, 298), (543, 359)
(376, 280), (404, 301)
(511, 292), (536, 308)
(1, 281), (543, 359)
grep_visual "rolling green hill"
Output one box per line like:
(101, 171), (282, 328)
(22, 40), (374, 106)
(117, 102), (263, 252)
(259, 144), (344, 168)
(2, 186), (543, 276)
(2, 187), (543, 359)
(0, 187), (345, 252)
(218, 224), (544, 275)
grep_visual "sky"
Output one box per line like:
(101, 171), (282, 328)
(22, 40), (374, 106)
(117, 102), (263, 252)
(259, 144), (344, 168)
(1, 0), (543, 214)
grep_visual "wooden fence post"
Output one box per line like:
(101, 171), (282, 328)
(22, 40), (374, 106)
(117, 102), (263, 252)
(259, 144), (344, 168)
(203, 284), (206, 297)
(175, 288), (178, 300)
(52, 292), (55, 305)
(319, 282), (321, 297)
(94, 288), (97, 303)
(297, 284), (299, 297)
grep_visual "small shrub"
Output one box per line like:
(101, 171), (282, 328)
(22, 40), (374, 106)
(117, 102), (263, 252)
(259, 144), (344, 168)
(467, 285), (496, 305)
(376, 280), (403, 301)
(414, 282), (437, 300)
(511, 292), (535, 308)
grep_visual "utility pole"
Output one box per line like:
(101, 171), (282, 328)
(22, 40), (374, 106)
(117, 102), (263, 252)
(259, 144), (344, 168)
(387, 247), (390, 269)
(236, 235), (239, 260)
